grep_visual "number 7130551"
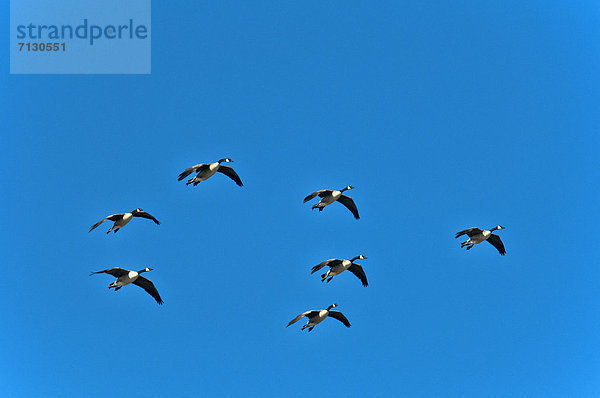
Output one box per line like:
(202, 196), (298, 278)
(18, 42), (66, 51)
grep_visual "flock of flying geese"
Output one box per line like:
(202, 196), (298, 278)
(88, 157), (508, 332)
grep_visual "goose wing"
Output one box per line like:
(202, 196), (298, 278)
(286, 311), (311, 327)
(88, 214), (122, 232)
(348, 263), (368, 287)
(311, 259), (342, 274)
(133, 275), (164, 305)
(177, 164), (209, 181)
(328, 311), (351, 328)
(337, 195), (360, 219)
(216, 165), (243, 186)
(455, 227), (482, 238)
(303, 190), (331, 203)
(133, 211), (160, 225)
(486, 234), (506, 255)
(89, 267), (129, 277)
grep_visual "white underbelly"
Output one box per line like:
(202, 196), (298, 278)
(470, 234), (487, 244)
(331, 260), (351, 276)
(196, 166), (218, 180)
(117, 272), (138, 286)
(117, 214), (133, 227)
(314, 311), (328, 323)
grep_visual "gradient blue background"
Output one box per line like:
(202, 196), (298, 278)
(2, 1), (599, 396)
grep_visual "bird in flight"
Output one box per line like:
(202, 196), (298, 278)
(90, 267), (164, 305)
(89, 208), (160, 234)
(311, 255), (368, 286)
(177, 158), (243, 187)
(303, 185), (359, 219)
(455, 225), (506, 255)
(286, 303), (351, 332)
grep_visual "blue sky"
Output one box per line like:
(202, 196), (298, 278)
(2, 1), (600, 396)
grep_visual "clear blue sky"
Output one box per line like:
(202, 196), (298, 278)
(2, 1), (599, 396)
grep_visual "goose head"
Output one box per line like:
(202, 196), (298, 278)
(218, 158), (233, 163)
(341, 185), (354, 192)
(327, 303), (338, 310)
(138, 267), (153, 273)
(494, 225), (506, 231)
(351, 254), (367, 262)
(132, 208), (144, 214)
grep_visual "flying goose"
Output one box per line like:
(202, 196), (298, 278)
(303, 186), (359, 219)
(89, 208), (160, 234)
(90, 267), (164, 305)
(177, 158), (243, 186)
(286, 303), (351, 332)
(455, 226), (506, 255)
(311, 255), (368, 286)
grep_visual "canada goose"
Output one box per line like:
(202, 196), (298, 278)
(90, 267), (164, 305)
(88, 208), (160, 234)
(177, 158), (243, 186)
(311, 255), (368, 286)
(455, 226), (506, 255)
(286, 303), (351, 332)
(303, 186), (359, 219)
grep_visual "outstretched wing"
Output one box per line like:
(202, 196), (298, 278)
(88, 214), (122, 232)
(133, 276), (164, 305)
(89, 267), (129, 278)
(286, 311), (310, 327)
(303, 190), (331, 203)
(455, 227), (482, 238)
(348, 263), (368, 287)
(486, 234), (506, 255)
(216, 165), (243, 186)
(337, 195), (360, 219)
(177, 164), (209, 181)
(134, 211), (160, 225)
(328, 311), (351, 328)
(311, 259), (342, 274)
